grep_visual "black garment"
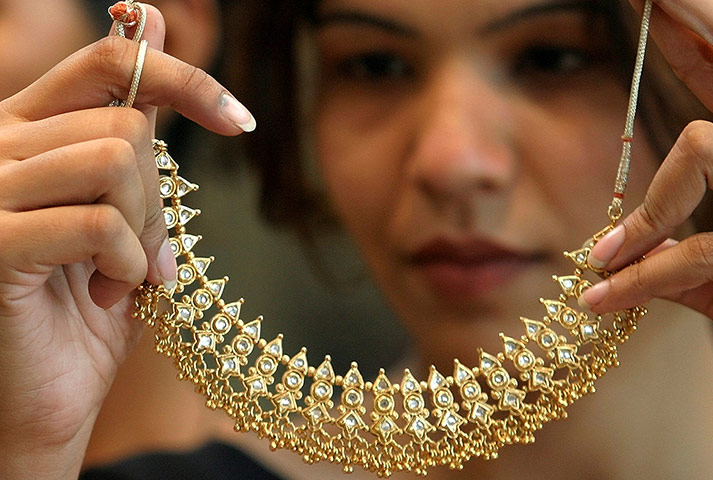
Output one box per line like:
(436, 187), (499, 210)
(80, 442), (281, 480)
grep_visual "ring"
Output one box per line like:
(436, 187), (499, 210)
(124, 39), (149, 108)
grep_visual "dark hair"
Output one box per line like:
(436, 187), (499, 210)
(82, 0), (115, 33)
(221, 0), (713, 237)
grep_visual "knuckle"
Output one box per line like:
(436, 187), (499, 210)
(89, 37), (132, 80)
(142, 199), (168, 243)
(682, 233), (713, 278)
(105, 108), (148, 142)
(634, 198), (668, 234)
(175, 63), (212, 99)
(679, 120), (713, 166)
(96, 137), (136, 176)
(83, 205), (125, 246)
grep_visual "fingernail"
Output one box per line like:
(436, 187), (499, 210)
(588, 225), (625, 269)
(578, 280), (610, 311)
(220, 93), (256, 132)
(157, 237), (177, 291)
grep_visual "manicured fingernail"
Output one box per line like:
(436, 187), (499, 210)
(157, 237), (177, 291)
(578, 280), (610, 311)
(220, 93), (256, 132)
(588, 225), (625, 269)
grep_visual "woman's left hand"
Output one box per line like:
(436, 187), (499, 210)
(581, 0), (713, 318)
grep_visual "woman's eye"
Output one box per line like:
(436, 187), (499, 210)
(336, 52), (413, 81)
(513, 46), (592, 76)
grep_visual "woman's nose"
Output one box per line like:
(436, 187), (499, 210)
(408, 59), (515, 206)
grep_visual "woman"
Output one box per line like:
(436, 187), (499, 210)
(1, 1), (712, 479)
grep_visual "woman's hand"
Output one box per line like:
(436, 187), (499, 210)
(0, 6), (253, 479)
(581, 1), (713, 317)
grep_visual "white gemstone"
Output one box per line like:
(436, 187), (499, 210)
(437, 392), (450, 405)
(196, 293), (209, 306)
(347, 374), (359, 384)
(164, 211), (176, 226)
(464, 385), (478, 398)
(548, 304), (558, 314)
(223, 358), (236, 370)
(583, 325), (594, 335)
(170, 242), (179, 255)
(564, 313), (576, 325)
(245, 325), (257, 336)
(542, 334), (555, 347)
(269, 345), (280, 355)
(445, 414), (456, 427)
(561, 350), (572, 360)
(517, 354), (532, 368)
(294, 359), (305, 368)
(237, 339), (251, 353)
(157, 153), (171, 167)
(414, 420), (424, 431)
(481, 358), (493, 370)
(535, 373), (545, 383)
(562, 279), (574, 289)
(407, 398), (421, 410)
(179, 308), (191, 320)
(260, 359), (274, 373)
(179, 269), (192, 281)
(527, 324), (537, 334)
(404, 380), (416, 392)
(215, 319), (228, 331)
(198, 335), (212, 348)
(456, 367), (469, 382)
(280, 397), (291, 407)
(475, 406), (485, 417)
(576, 253), (586, 262)
(345, 416), (356, 428)
(506, 394), (518, 405)
(381, 420), (392, 432)
(320, 367), (330, 377)
(493, 373), (505, 385)
(209, 283), (220, 294)
(316, 385), (328, 397)
(311, 409), (322, 420)
(346, 392), (359, 405)
(183, 237), (194, 249)
(226, 305), (239, 317)
(160, 182), (172, 196)
(287, 374), (300, 386)
(252, 379), (263, 390)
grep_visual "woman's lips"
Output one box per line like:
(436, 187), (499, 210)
(407, 238), (542, 299)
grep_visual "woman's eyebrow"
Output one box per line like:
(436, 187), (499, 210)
(481, 0), (601, 34)
(313, 10), (419, 37)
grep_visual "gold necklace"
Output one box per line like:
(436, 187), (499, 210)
(125, 0), (654, 476)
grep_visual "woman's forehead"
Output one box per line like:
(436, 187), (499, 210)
(315, 0), (604, 34)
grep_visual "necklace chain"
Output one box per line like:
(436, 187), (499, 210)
(121, 1), (654, 476)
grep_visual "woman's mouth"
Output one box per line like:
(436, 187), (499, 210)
(407, 238), (545, 300)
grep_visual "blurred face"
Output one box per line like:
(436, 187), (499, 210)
(312, 0), (660, 369)
(0, 0), (95, 100)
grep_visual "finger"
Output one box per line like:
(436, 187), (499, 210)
(0, 106), (151, 163)
(589, 120), (713, 270)
(580, 233), (713, 315)
(628, 0), (713, 111)
(0, 107), (172, 289)
(0, 139), (146, 234)
(0, 206), (147, 308)
(0, 37), (255, 135)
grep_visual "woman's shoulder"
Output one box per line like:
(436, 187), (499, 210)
(80, 441), (282, 480)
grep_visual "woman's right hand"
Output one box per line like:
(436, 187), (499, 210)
(0, 7), (253, 479)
